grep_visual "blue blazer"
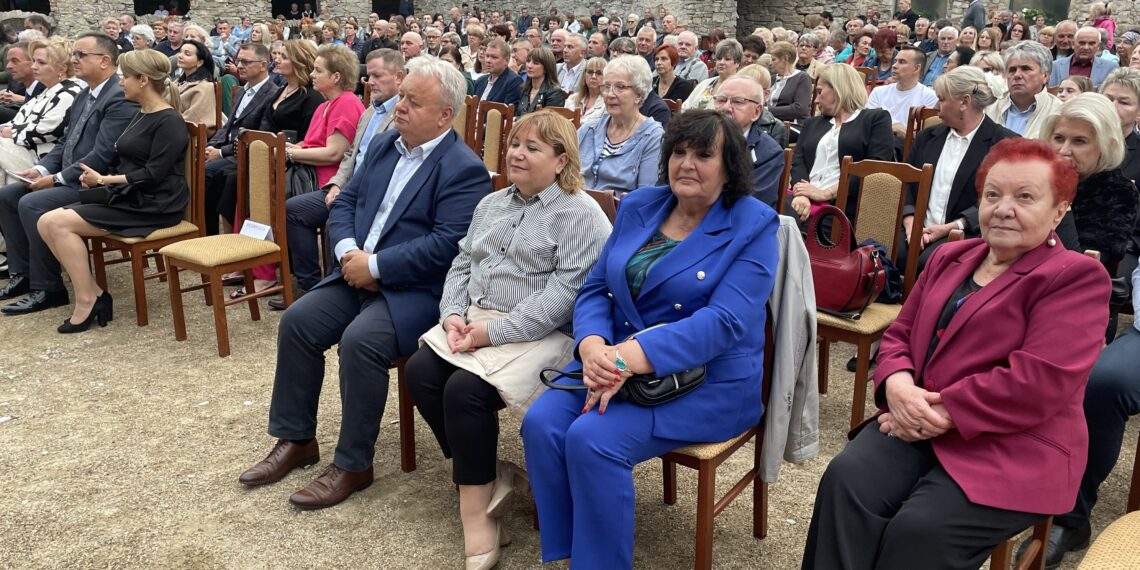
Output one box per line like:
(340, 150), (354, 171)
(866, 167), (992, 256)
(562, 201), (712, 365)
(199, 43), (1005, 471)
(1049, 55), (1120, 88)
(473, 69), (523, 105)
(746, 123), (784, 209)
(323, 129), (490, 356)
(569, 185), (780, 442)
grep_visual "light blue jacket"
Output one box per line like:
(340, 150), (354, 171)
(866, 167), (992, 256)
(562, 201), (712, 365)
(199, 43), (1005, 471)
(1049, 55), (1120, 88)
(577, 114), (663, 195)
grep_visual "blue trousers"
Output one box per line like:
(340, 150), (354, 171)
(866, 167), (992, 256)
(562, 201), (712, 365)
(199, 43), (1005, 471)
(521, 386), (686, 568)
(1056, 325), (1140, 528)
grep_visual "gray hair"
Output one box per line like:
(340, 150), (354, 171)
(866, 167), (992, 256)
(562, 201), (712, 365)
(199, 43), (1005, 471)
(442, 31), (461, 45)
(1076, 26), (1102, 43)
(797, 31), (820, 48)
(16, 29), (44, 42)
(938, 26), (959, 39)
(609, 37), (636, 55)
(183, 23), (210, 41)
(1039, 93), (1126, 173)
(934, 66), (998, 110)
(677, 30), (698, 45)
(604, 55), (653, 101)
(131, 24), (155, 45)
(715, 38), (744, 63)
(1101, 67), (1140, 101)
(405, 55), (466, 117)
(637, 25), (657, 40)
(1003, 40), (1053, 75)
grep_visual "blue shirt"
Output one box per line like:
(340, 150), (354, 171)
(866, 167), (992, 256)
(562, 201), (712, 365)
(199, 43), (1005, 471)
(355, 96), (397, 170)
(923, 52), (950, 86)
(1003, 100), (1038, 136)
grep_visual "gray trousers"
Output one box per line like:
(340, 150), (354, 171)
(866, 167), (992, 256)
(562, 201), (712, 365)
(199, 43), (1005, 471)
(0, 182), (79, 292)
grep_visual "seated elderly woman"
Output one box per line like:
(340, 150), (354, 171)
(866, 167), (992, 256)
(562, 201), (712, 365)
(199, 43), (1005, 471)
(1039, 93), (1139, 270)
(0, 37), (82, 186)
(515, 47), (565, 117)
(788, 63), (894, 224)
(577, 55), (663, 195)
(35, 49), (189, 333)
(130, 24), (155, 51)
(683, 38), (742, 110)
(767, 40), (813, 122)
(802, 138), (1111, 569)
(522, 109), (779, 568)
(404, 111), (611, 570)
(794, 33), (824, 80)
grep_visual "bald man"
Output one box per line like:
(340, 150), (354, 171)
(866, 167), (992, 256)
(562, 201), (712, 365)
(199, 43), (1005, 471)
(400, 31), (423, 59)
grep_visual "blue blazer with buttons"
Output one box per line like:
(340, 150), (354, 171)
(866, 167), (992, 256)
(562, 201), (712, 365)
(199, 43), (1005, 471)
(473, 68), (524, 106)
(569, 185), (780, 443)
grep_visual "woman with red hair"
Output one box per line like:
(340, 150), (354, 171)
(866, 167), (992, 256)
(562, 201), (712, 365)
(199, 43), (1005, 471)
(802, 138), (1112, 569)
(871, 27), (899, 82)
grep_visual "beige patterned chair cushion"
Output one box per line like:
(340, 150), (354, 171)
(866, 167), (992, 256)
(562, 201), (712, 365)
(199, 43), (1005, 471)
(1078, 511), (1140, 569)
(103, 221), (198, 245)
(159, 234), (280, 267)
(669, 429), (755, 460)
(817, 303), (902, 335)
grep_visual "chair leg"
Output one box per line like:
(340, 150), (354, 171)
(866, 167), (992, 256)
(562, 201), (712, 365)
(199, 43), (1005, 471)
(129, 249), (149, 327)
(202, 273), (213, 306)
(154, 252), (168, 282)
(92, 240), (109, 291)
(167, 261), (188, 342)
(818, 338), (829, 394)
(1019, 517), (1052, 570)
(397, 358), (416, 473)
(990, 539), (1013, 570)
(693, 462), (716, 570)
(753, 430), (768, 539)
(209, 271), (231, 357)
(242, 271), (260, 321)
(1129, 431), (1140, 513)
(662, 457), (677, 505)
(850, 340), (873, 429)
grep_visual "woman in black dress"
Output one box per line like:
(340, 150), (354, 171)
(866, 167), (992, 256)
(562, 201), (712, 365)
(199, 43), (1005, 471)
(36, 49), (189, 333)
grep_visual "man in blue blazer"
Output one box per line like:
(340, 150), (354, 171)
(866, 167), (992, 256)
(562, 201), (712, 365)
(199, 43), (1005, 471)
(239, 57), (490, 509)
(1049, 27), (1119, 89)
(473, 39), (522, 104)
(0, 32), (138, 314)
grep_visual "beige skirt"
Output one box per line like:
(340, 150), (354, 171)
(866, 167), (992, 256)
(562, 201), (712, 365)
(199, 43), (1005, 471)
(419, 305), (575, 417)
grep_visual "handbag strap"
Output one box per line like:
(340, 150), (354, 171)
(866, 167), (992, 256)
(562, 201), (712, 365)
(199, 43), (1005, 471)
(806, 204), (853, 258)
(539, 368), (589, 391)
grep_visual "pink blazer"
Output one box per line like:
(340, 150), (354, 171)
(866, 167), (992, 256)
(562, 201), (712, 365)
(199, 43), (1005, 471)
(873, 237), (1110, 515)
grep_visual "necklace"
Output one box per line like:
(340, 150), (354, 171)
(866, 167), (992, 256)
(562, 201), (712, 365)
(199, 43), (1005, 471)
(114, 111), (149, 152)
(607, 115), (642, 144)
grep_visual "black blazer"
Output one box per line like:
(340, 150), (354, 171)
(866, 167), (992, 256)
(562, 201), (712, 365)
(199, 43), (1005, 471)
(904, 116), (1018, 233)
(639, 90), (672, 127)
(516, 79), (566, 116)
(769, 72), (812, 122)
(791, 108), (894, 221)
(208, 79), (282, 157)
(653, 75), (694, 102)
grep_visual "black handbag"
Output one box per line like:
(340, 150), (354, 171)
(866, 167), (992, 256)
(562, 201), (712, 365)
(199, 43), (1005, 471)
(539, 324), (707, 406)
(78, 185), (116, 205)
(285, 163), (318, 199)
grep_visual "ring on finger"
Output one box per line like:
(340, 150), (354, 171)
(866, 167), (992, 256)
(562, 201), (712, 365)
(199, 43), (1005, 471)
(888, 432), (897, 438)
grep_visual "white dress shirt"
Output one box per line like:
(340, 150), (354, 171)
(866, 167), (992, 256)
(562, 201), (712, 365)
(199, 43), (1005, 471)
(233, 76), (271, 118)
(808, 110), (862, 192)
(334, 128), (451, 280)
(558, 60), (584, 93)
(926, 120), (982, 226)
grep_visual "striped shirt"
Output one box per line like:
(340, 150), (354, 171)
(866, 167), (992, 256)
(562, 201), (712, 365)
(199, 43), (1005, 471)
(439, 181), (612, 345)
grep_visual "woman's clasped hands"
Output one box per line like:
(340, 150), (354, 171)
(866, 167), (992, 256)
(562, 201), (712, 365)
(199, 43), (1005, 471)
(878, 371), (955, 442)
(443, 315), (490, 354)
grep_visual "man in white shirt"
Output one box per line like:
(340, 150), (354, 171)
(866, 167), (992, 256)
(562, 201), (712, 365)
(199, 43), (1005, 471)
(557, 35), (585, 93)
(562, 10), (581, 34)
(674, 31), (708, 83)
(866, 46), (939, 137)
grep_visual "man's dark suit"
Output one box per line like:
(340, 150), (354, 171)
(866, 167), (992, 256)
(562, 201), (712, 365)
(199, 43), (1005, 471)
(0, 77), (138, 293)
(746, 122), (785, 208)
(639, 90), (672, 127)
(474, 69), (523, 105)
(360, 37), (397, 64)
(204, 78), (281, 234)
(961, 0), (986, 31)
(267, 128), (489, 472)
(901, 116), (1017, 269)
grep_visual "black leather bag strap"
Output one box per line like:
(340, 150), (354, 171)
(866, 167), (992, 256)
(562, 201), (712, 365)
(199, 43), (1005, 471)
(539, 368), (589, 391)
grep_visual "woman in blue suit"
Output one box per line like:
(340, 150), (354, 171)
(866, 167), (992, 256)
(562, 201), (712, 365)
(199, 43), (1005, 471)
(521, 109), (780, 568)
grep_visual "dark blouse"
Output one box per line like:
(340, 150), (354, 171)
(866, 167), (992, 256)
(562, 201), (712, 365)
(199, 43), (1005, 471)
(259, 85), (324, 140)
(924, 277), (982, 369)
(653, 75), (694, 102)
(626, 230), (679, 298)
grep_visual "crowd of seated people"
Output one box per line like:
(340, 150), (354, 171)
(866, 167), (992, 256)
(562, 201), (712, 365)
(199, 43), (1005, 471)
(1, 5), (1140, 569)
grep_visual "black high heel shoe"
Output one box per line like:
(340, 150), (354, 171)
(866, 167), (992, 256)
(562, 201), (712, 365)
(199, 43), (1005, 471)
(57, 292), (114, 334)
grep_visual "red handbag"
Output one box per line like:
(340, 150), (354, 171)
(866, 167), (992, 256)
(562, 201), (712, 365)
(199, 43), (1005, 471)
(806, 205), (887, 317)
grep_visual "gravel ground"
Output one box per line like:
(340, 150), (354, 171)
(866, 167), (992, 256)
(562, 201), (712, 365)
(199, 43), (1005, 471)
(0, 267), (1135, 569)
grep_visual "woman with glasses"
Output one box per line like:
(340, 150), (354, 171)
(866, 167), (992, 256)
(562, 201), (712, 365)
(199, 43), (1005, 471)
(795, 34), (824, 80)
(652, 44), (693, 103)
(683, 38), (743, 110)
(577, 55), (663, 195)
(565, 56), (606, 125)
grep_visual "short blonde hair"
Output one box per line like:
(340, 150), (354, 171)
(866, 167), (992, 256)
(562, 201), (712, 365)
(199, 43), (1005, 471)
(507, 110), (584, 192)
(736, 63), (771, 90)
(817, 63), (867, 115)
(1039, 92), (1126, 174)
(768, 40), (796, 63)
(1101, 67), (1140, 101)
(316, 44), (359, 92)
(27, 36), (73, 77)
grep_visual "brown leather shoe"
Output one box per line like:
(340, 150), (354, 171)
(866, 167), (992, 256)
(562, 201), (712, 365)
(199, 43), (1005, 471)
(288, 464), (374, 510)
(238, 439), (320, 486)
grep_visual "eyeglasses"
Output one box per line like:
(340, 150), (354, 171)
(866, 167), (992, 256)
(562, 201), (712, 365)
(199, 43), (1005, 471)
(71, 50), (109, 59)
(712, 95), (761, 107)
(585, 69), (604, 76)
(236, 58), (266, 66)
(600, 82), (633, 94)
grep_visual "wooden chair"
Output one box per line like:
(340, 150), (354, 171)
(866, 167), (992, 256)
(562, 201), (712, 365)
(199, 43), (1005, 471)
(665, 98), (683, 114)
(1079, 510), (1140, 568)
(659, 310), (775, 569)
(362, 83), (372, 105)
(490, 171), (510, 191)
(990, 518), (1052, 570)
(776, 148), (792, 214)
(816, 157), (934, 427)
(453, 95), (478, 150)
(1130, 432), (1140, 513)
(90, 122), (208, 326)
(475, 100), (514, 175)
(212, 83), (223, 134)
(536, 105), (581, 128)
(159, 130), (293, 357)
(901, 106), (943, 162)
(855, 66), (877, 86)
(584, 188), (618, 223)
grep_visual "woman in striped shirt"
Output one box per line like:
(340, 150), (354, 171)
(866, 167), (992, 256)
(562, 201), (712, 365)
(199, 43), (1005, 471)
(404, 110), (611, 570)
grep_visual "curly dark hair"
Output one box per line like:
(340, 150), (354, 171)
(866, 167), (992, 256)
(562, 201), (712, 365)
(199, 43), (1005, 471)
(657, 109), (752, 207)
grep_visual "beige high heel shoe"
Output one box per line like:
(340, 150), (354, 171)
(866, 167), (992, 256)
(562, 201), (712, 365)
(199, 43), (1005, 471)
(487, 461), (529, 517)
(465, 521), (510, 570)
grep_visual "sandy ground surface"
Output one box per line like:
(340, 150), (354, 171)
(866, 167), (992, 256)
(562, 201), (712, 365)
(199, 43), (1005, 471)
(0, 266), (1135, 570)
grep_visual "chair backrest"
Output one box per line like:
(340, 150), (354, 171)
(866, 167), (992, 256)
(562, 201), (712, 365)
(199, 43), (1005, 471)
(460, 95), (479, 150)
(490, 171), (510, 191)
(475, 100), (514, 174)
(584, 188), (618, 223)
(363, 83), (372, 105)
(835, 156), (934, 300)
(183, 122), (207, 237)
(537, 105), (581, 128)
(235, 130), (288, 249)
(229, 83), (240, 108)
(212, 83), (223, 133)
(777, 148), (793, 214)
(855, 66), (876, 86)
(809, 80), (820, 117)
(665, 98), (682, 113)
(901, 106), (942, 162)
(452, 97), (469, 142)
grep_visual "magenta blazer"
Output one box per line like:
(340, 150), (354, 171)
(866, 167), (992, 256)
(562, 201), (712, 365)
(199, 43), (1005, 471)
(873, 236), (1110, 515)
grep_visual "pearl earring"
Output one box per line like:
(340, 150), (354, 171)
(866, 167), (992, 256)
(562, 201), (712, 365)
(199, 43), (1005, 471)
(1047, 237), (1057, 247)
